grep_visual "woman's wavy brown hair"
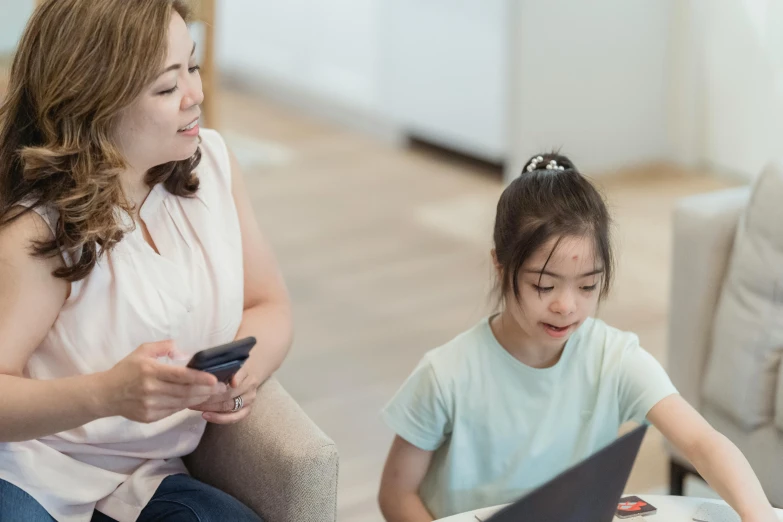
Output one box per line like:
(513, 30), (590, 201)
(0, 0), (201, 281)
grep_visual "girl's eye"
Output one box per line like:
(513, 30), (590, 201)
(158, 85), (178, 95)
(581, 284), (598, 292)
(189, 65), (201, 74)
(532, 285), (554, 293)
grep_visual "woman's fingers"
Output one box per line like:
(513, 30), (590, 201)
(202, 405), (252, 424)
(191, 388), (256, 413)
(155, 363), (218, 386)
(229, 368), (249, 389)
(187, 386), (234, 410)
(148, 381), (225, 408)
(189, 369), (256, 411)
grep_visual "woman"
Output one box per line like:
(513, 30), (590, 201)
(0, 1), (292, 521)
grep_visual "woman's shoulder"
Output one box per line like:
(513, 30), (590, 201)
(1, 207), (53, 245)
(0, 208), (66, 277)
(2, 202), (57, 245)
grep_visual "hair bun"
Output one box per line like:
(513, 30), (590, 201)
(522, 153), (576, 174)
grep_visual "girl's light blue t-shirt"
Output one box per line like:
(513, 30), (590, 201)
(382, 316), (678, 519)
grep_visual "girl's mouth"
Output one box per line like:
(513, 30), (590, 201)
(542, 322), (573, 338)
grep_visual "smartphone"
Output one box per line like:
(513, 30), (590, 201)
(616, 496), (657, 518)
(186, 337), (256, 383)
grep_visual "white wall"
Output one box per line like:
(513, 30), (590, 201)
(507, 0), (675, 179)
(0, 0), (34, 56)
(692, 0), (783, 179)
(216, 0), (381, 112)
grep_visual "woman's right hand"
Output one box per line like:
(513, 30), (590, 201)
(100, 340), (226, 423)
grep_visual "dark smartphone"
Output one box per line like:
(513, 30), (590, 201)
(186, 337), (256, 383)
(616, 496), (657, 519)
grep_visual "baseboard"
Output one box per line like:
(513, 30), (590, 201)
(220, 68), (404, 147)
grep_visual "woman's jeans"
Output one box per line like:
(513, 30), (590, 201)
(0, 473), (263, 522)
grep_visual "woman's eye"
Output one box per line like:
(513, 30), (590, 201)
(189, 65), (201, 74)
(532, 285), (554, 293)
(581, 284), (598, 292)
(158, 85), (178, 95)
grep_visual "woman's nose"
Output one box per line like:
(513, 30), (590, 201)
(181, 78), (204, 111)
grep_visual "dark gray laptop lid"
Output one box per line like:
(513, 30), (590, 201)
(486, 424), (647, 522)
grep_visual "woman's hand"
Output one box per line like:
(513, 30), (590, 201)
(188, 366), (261, 424)
(101, 340), (226, 423)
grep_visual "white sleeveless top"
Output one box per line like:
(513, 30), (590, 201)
(0, 129), (245, 522)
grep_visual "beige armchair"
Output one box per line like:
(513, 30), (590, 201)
(666, 183), (782, 507)
(184, 378), (339, 522)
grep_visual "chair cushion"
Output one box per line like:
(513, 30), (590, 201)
(701, 161), (783, 431)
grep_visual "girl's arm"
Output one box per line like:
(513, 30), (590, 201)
(379, 435), (436, 522)
(647, 395), (778, 522)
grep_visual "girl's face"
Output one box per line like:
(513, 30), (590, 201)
(114, 12), (203, 173)
(498, 235), (603, 348)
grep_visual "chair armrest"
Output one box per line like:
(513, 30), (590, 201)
(184, 378), (339, 522)
(667, 186), (750, 409)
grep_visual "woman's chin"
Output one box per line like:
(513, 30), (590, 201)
(170, 146), (199, 163)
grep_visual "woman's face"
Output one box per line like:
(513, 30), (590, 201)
(114, 11), (203, 173)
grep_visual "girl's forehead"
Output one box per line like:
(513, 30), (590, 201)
(530, 235), (597, 264)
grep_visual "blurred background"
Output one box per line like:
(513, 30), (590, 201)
(1, 0), (778, 520)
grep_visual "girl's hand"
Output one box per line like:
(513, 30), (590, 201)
(188, 366), (260, 424)
(741, 512), (780, 522)
(102, 340), (225, 423)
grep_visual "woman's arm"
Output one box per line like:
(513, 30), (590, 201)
(0, 211), (222, 442)
(228, 148), (293, 382)
(379, 435), (436, 522)
(648, 394), (778, 522)
(0, 211), (105, 442)
(191, 147), (293, 424)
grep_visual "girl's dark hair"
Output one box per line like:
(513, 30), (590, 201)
(493, 152), (613, 305)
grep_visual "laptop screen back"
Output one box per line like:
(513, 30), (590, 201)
(486, 425), (647, 522)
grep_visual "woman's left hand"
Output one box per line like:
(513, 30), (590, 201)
(188, 367), (261, 424)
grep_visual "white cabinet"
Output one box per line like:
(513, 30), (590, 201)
(377, 0), (510, 163)
(218, 0), (675, 178)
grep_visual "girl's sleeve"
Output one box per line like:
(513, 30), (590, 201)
(382, 355), (453, 451)
(617, 335), (679, 425)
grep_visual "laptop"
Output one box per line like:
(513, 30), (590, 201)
(485, 424), (648, 522)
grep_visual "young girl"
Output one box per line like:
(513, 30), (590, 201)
(378, 153), (777, 522)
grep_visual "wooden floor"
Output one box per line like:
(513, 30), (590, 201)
(1, 69), (739, 520)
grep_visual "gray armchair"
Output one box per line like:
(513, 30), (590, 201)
(184, 378), (339, 522)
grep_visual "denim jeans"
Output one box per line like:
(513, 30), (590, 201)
(0, 474), (263, 522)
